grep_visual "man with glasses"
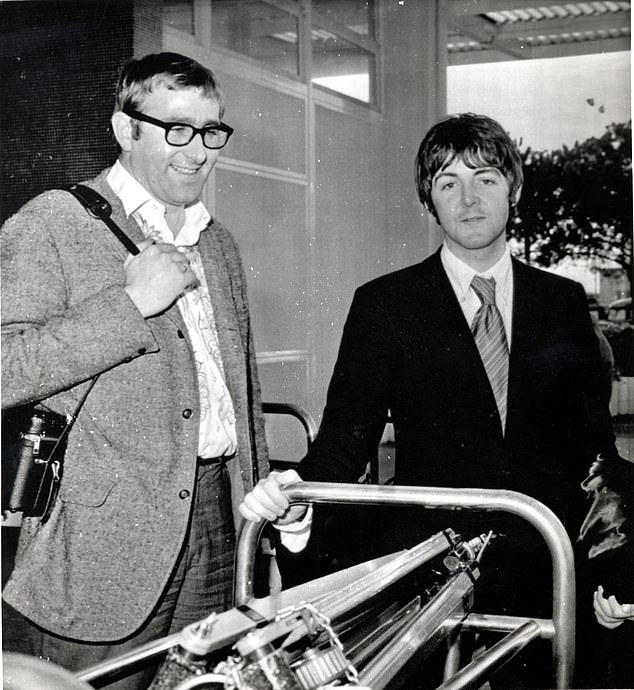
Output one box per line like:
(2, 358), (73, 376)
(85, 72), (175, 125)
(2, 52), (269, 688)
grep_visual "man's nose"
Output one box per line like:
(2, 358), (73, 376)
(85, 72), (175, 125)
(461, 183), (479, 206)
(186, 132), (209, 162)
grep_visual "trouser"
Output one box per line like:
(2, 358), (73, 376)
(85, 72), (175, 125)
(3, 460), (235, 690)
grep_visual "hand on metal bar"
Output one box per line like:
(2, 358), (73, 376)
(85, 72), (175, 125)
(239, 469), (308, 526)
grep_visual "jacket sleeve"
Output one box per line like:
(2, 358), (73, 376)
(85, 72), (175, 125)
(1, 191), (157, 409)
(298, 283), (393, 483)
(570, 280), (619, 462)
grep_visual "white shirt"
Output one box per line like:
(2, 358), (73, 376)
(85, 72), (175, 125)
(107, 161), (237, 458)
(440, 244), (514, 347)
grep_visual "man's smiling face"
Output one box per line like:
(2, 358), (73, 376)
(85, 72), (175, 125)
(125, 85), (221, 212)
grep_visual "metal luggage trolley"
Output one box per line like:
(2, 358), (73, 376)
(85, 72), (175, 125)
(32, 490), (576, 690)
(235, 483), (576, 689)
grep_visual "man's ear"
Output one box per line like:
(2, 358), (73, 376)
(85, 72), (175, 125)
(511, 183), (523, 207)
(111, 111), (133, 152)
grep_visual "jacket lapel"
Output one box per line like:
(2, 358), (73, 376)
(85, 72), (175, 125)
(197, 222), (244, 395)
(507, 259), (548, 415)
(423, 250), (493, 382)
(424, 250), (509, 438)
(197, 223), (254, 507)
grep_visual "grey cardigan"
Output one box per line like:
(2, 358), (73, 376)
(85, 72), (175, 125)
(1, 169), (269, 640)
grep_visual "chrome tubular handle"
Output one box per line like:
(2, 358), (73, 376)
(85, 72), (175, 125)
(235, 482), (576, 689)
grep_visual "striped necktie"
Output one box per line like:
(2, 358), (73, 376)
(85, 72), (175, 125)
(470, 275), (509, 432)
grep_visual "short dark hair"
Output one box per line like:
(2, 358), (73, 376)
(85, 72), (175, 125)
(415, 113), (523, 222)
(114, 52), (225, 118)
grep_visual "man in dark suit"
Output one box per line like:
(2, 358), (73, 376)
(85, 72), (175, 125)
(240, 113), (620, 687)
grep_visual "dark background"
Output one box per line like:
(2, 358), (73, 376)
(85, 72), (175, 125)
(0, 0), (157, 224)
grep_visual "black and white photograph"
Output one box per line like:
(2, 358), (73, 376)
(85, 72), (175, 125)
(1, 2), (632, 689)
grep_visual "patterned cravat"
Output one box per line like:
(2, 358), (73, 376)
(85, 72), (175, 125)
(470, 275), (509, 432)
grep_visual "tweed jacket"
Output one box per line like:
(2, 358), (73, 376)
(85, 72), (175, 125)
(1, 169), (269, 641)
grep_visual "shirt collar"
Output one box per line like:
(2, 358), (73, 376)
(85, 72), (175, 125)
(107, 160), (211, 246)
(441, 243), (512, 300)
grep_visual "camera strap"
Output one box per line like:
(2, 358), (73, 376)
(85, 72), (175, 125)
(5, 185), (142, 520)
(65, 183), (140, 255)
(52, 183), (141, 439)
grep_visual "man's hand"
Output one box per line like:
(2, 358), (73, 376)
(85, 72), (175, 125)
(124, 240), (197, 317)
(593, 585), (634, 629)
(239, 470), (307, 526)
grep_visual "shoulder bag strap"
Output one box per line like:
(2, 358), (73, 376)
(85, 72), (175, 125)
(55, 182), (141, 426)
(65, 183), (140, 255)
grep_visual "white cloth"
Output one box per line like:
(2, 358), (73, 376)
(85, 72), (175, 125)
(107, 162), (237, 458)
(275, 505), (314, 552)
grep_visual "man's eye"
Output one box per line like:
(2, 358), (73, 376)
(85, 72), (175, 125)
(441, 182), (456, 190)
(170, 125), (191, 134)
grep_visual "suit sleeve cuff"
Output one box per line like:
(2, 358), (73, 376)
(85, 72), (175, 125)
(275, 506), (313, 553)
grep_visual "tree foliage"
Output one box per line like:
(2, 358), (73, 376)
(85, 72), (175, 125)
(511, 122), (632, 291)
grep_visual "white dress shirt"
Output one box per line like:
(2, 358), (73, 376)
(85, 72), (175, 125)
(107, 161), (237, 459)
(440, 244), (514, 347)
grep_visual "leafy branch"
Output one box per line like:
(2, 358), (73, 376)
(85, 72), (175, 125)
(511, 121), (632, 293)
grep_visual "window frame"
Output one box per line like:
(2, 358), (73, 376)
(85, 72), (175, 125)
(162, 0), (382, 108)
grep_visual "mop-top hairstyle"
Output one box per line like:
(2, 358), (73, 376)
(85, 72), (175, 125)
(415, 113), (523, 223)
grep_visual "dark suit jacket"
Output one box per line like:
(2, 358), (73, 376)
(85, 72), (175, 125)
(298, 248), (617, 562)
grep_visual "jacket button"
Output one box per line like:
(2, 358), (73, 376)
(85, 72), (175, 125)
(177, 329), (185, 339)
(182, 408), (193, 419)
(179, 489), (190, 500)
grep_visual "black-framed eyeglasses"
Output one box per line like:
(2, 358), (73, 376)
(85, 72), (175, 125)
(123, 107), (234, 150)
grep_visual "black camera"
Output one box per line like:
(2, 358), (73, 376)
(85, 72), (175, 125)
(2, 406), (69, 520)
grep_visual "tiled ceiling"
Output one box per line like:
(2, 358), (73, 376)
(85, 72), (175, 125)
(448, 0), (631, 64)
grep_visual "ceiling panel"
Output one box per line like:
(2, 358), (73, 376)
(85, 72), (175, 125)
(448, 1), (630, 64)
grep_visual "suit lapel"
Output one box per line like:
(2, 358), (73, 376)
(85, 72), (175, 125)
(417, 250), (472, 334)
(197, 223), (244, 387)
(197, 222), (250, 445)
(421, 251), (492, 380)
(198, 224), (255, 506)
(507, 259), (548, 414)
(421, 251), (507, 438)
